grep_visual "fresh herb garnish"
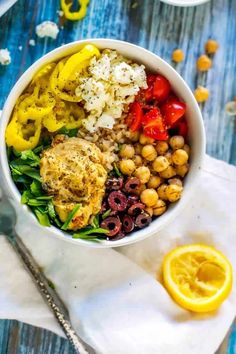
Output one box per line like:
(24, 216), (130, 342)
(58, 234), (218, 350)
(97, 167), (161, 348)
(102, 209), (111, 219)
(113, 162), (122, 177)
(61, 204), (81, 231)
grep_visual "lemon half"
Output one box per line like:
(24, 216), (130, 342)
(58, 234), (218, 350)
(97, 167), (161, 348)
(162, 244), (233, 312)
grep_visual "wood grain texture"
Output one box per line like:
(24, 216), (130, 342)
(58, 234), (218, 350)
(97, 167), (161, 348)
(0, 0), (235, 353)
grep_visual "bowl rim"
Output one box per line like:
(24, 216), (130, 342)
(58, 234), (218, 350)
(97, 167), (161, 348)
(160, 0), (210, 6)
(0, 38), (206, 248)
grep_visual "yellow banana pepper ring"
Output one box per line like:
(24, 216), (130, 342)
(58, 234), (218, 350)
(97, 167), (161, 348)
(61, 0), (90, 21)
(57, 44), (100, 90)
(50, 60), (82, 102)
(6, 112), (42, 151)
(43, 113), (65, 132)
(32, 63), (56, 83)
(17, 85), (56, 123)
(65, 104), (85, 129)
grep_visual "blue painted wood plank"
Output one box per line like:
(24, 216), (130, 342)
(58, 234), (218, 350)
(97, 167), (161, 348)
(0, 0), (235, 353)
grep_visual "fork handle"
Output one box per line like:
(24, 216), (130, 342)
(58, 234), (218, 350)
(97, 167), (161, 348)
(7, 233), (96, 354)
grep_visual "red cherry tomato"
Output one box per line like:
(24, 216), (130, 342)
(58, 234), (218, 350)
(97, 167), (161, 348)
(126, 101), (143, 132)
(177, 119), (188, 137)
(142, 107), (169, 140)
(138, 74), (157, 102)
(161, 99), (186, 127)
(153, 75), (171, 102)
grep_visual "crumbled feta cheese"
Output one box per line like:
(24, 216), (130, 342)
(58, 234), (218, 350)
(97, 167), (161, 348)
(95, 113), (115, 129)
(36, 21), (59, 39)
(89, 54), (111, 81)
(113, 62), (135, 84)
(29, 39), (36, 46)
(57, 10), (64, 17)
(0, 49), (11, 65)
(75, 49), (147, 132)
(18, 46), (23, 51)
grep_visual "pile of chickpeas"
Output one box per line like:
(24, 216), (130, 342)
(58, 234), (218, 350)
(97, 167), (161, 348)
(118, 132), (190, 218)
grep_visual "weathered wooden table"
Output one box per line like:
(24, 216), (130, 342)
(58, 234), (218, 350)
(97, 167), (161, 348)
(0, 0), (235, 352)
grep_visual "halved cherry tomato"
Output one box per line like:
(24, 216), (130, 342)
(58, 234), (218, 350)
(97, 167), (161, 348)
(153, 75), (171, 102)
(126, 101), (143, 132)
(161, 98), (186, 127)
(177, 119), (188, 137)
(137, 74), (156, 102)
(142, 107), (169, 140)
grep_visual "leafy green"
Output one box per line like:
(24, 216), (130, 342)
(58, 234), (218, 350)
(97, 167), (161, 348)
(21, 190), (34, 204)
(57, 127), (78, 137)
(36, 196), (53, 201)
(73, 227), (108, 239)
(102, 209), (111, 219)
(61, 204), (81, 231)
(34, 208), (51, 227)
(10, 163), (41, 182)
(21, 150), (40, 166)
(30, 180), (43, 197)
(28, 199), (48, 207)
(33, 145), (44, 154)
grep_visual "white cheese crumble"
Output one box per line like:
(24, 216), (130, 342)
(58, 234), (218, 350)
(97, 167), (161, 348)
(18, 46), (23, 51)
(75, 49), (147, 132)
(29, 39), (36, 46)
(0, 49), (11, 65)
(36, 21), (59, 39)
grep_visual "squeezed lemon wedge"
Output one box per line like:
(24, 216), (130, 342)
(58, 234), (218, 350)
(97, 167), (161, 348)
(162, 244), (233, 312)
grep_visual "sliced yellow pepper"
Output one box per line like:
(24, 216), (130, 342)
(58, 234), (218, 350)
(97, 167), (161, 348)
(17, 85), (55, 123)
(43, 113), (65, 132)
(50, 59), (82, 102)
(65, 103), (85, 129)
(58, 44), (100, 89)
(6, 111), (42, 151)
(61, 0), (90, 21)
(32, 63), (56, 83)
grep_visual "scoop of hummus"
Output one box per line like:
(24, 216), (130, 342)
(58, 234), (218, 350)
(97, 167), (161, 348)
(40, 136), (107, 230)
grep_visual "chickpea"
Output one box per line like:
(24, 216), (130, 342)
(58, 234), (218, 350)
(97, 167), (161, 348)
(140, 188), (159, 207)
(134, 166), (151, 184)
(134, 183), (146, 195)
(159, 166), (176, 179)
(168, 178), (183, 187)
(145, 207), (153, 217)
(133, 155), (143, 166)
(197, 54), (212, 71)
(139, 133), (155, 145)
(141, 145), (157, 161)
(157, 184), (168, 201)
(164, 151), (173, 164)
(119, 144), (135, 159)
(172, 49), (184, 63)
(153, 200), (167, 216)
(152, 156), (169, 173)
(194, 86), (209, 103)
(119, 159), (136, 175)
(165, 184), (183, 202)
(205, 39), (219, 54)
(172, 149), (189, 166)
(175, 163), (189, 177)
(156, 141), (169, 155)
(147, 175), (163, 189)
(129, 131), (140, 142)
(183, 144), (190, 155)
(134, 143), (143, 155)
(169, 135), (185, 150)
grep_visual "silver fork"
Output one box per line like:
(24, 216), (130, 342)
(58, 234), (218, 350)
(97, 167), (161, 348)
(0, 193), (96, 354)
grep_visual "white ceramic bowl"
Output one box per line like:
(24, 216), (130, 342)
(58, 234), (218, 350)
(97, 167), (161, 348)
(160, 0), (210, 6)
(0, 39), (205, 248)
